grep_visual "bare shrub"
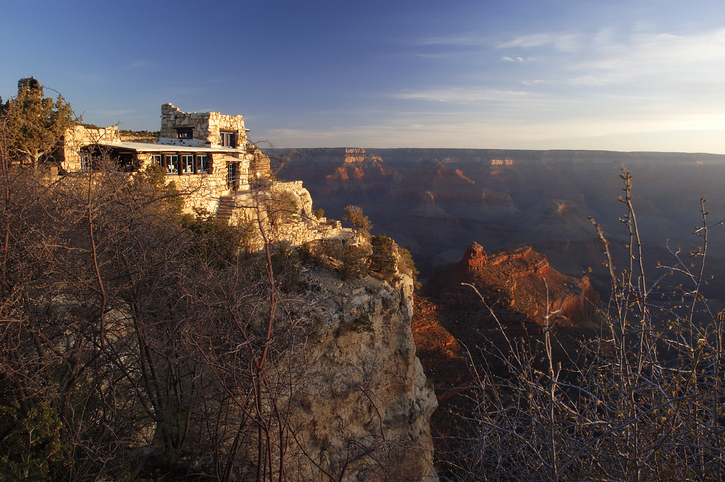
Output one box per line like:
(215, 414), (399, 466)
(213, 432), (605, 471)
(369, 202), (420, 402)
(445, 168), (725, 481)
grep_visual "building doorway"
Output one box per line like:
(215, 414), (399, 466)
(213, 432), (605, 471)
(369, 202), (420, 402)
(228, 163), (239, 191)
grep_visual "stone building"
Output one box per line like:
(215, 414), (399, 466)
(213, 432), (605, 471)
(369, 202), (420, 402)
(57, 104), (345, 248)
(58, 103), (272, 215)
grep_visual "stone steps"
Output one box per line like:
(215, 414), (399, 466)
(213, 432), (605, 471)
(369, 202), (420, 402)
(216, 195), (236, 223)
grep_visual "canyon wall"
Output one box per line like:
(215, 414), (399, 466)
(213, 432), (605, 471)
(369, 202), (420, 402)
(285, 269), (438, 480)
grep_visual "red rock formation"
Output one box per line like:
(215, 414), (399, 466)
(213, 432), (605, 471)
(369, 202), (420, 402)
(425, 242), (600, 327)
(324, 149), (398, 182)
(463, 241), (488, 268)
(413, 243), (602, 465)
(410, 294), (471, 451)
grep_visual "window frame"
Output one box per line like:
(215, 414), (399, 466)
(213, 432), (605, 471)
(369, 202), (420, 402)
(197, 154), (209, 173)
(220, 131), (236, 147)
(182, 154), (195, 174)
(80, 152), (91, 172)
(165, 154), (179, 174)
(176, 128), (193, 139)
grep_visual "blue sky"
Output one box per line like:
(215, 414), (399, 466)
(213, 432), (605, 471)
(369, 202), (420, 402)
(3, 0), (725, 153)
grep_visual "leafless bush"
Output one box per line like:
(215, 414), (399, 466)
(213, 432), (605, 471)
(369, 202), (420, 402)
(446, 168), (725, 481)
(0, 139), (319, 480)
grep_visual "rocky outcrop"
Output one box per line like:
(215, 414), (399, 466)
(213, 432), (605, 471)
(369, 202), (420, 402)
(287, 270), (438, 480)
(222, 181), (349, 250)
(414, 243), (601, 467)
(425, 242), (600, 327)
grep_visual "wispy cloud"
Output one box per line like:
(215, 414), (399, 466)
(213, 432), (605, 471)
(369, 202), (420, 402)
(412, 34), (488, 46)
(495, 27), (725, 87)
(390, 87), (536, 104)
(568, 29), (725, 85)
(497, 32), (581, 51)
(502, 56), (534, 62)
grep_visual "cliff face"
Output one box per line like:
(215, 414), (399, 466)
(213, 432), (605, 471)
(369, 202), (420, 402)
(425, 242), (600, 328)
(286, 269), (437, 480)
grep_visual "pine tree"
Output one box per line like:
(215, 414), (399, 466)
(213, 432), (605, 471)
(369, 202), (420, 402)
(1, 77), (75, 171)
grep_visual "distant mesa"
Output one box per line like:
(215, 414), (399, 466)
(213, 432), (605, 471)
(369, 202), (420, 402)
(325, 147), (398, 182)
(491, 158), (514, 166)
(406, 191), (449, 219)
(393, 162), (505, 207)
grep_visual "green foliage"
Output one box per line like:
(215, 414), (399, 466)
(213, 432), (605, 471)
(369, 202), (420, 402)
(342, 205), (371, 237)
(298, 242), (314, 265)
(269, 190), (299, 225)
(398, 247), (421, 289)
(314, 208), (325, 220)
(1, 77), (75, 170)
(0, 403), (73, 481)
(353, 312), (374, 333)
(307, 238), (370, 279)
(369, 235), (397, 279)
(341, 243), (371, 280)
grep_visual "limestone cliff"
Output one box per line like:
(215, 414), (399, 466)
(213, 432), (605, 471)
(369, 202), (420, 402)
(286, 269), (438, 480)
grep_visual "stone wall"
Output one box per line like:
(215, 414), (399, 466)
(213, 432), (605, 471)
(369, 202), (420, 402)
(159, 103), (248, 148)
(60, 125), (121, 172)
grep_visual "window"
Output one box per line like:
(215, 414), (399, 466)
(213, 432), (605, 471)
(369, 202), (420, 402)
(197, 154), (208, 173)
(165, 154), (179, 174)
(182, 154), (194, 174)
(220, 131), (235, 147)
(176, 128), (193, 139)
(151, 154), (161, 167)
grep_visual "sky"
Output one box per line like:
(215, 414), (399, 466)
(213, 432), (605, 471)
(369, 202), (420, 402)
(3, 0), (725, 153)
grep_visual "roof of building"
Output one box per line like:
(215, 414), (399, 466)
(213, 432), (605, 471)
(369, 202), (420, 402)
(103, 141), (246, 154)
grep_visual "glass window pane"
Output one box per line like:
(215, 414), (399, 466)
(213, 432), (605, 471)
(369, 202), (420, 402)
(182, 155), (194, 173)
(166, 155), (178, 174)
(197, 155), (208, 173)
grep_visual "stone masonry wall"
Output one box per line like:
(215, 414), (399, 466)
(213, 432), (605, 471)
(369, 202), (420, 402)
(134, 151), (249, 215)
(61, 125), (121, 172)
(159, 103), (248, 148)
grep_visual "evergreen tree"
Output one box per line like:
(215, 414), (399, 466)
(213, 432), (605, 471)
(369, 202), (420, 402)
(1, 77), (75, 170)
(370, 235), (397, 278)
